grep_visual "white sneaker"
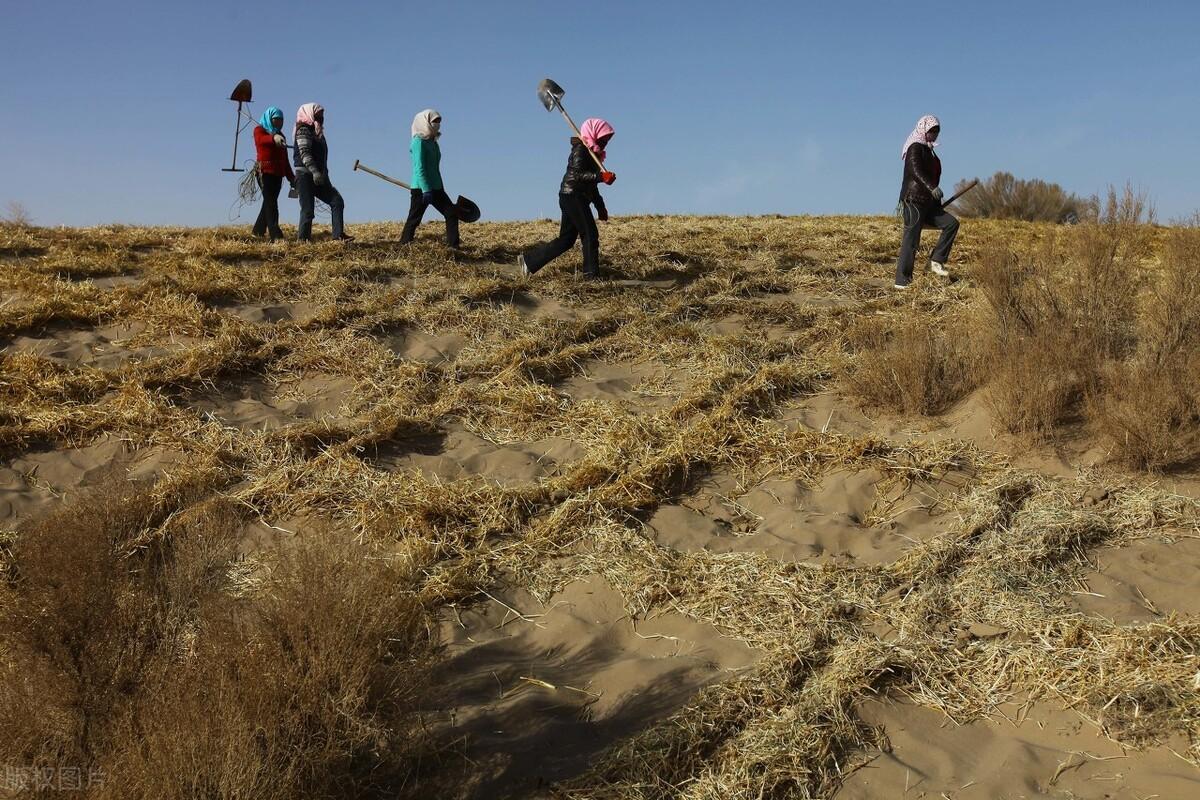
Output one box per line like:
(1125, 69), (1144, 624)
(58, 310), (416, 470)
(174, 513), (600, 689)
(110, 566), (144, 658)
(930, 261), (950, 277)
(518, 253), (530, 277)
(894, 282), (909, 290)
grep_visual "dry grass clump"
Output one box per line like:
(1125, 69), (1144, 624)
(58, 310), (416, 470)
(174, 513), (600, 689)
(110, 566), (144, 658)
(0, 480), (438, 800)
(844, 313), (976, 416)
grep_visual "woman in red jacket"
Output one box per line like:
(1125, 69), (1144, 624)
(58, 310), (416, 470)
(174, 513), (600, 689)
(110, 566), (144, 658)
(252, 106), (296, 241)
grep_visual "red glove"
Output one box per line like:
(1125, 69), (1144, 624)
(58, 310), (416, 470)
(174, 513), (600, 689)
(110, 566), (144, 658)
(600, 171), (616, 185)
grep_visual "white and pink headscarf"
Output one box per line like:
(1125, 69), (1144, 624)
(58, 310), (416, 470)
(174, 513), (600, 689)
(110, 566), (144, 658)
(901, 114), (940, 159)
(295, 103), (324, 140)
(579, 118), (614, 162)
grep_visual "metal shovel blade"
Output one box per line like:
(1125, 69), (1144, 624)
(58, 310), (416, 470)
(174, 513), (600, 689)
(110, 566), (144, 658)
(455, 196), (481, 224)
(537, 78), (564, 111)
(230, 79), (252, 103)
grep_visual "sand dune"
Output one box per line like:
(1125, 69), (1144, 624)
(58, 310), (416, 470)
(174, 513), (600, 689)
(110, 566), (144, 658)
(2, 218), (1197, 798)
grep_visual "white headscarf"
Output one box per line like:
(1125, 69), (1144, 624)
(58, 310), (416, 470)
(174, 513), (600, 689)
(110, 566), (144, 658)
(412, 109), (442, 140)
(901, 114), (940, 159)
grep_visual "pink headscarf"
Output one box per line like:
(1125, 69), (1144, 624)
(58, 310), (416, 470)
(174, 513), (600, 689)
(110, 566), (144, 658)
(295, 103), (324, 140)
(901, 114), (940, 159)
(579, 118), (615, 162)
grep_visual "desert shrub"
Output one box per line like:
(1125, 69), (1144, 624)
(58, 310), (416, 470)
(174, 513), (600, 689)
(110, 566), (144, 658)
(2, 201), (33, 227)
(970, 188), (1151, 438)
(954, 172), (1097, 224)
(1138, 226), (1200, 365)
(0, 479), (436, 800)
(971, 238), (1083, 436)
(1089, 227), (1200, 469)
(845, 314), (976, 416)
(1090, 360), (1200, 471)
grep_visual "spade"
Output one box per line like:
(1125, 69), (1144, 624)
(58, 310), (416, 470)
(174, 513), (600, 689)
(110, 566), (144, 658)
(537, 78), (608, 174)
(352, 160), (481, 223)
(222, 79), (253, 173)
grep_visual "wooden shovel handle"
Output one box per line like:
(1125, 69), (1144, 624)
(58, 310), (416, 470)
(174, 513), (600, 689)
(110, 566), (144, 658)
(353, 159), (412, 190)
(942, 178), (980, 208)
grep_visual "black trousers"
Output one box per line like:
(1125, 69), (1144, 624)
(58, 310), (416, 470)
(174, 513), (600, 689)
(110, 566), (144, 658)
(895, 201), (959, 285)
(296, 171), (345, 241)
(253, 173), (285, 240)
(522, 193), (599, 276)
(400, 189), (460, 246)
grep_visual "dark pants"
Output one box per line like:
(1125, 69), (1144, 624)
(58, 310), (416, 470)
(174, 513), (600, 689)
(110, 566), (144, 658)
(522, 193), (599, 276)
(400, 189), (460, 246)
(253, 173), (285, 240)
(296, 170), (345, 241)
(895, 201), (959, 285)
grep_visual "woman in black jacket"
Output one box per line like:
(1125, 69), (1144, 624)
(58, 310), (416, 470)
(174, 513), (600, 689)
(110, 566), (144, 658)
(895, 114), (958, 289)
(519, 118), (615, 280)
(293, 103), (352, 242)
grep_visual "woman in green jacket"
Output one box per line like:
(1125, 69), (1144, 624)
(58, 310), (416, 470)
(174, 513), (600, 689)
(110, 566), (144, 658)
(399, 109), (460, 247)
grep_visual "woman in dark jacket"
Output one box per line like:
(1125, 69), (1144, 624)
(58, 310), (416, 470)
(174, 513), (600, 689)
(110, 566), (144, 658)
(895, 114), (958, 289)
(293, 103), (352, 242)
(519, 118), (616, 280)
(251, 106), (295, 241)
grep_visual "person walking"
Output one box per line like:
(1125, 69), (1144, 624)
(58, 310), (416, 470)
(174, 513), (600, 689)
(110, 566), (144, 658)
(518, 118), (615, 280)
(399, 109), (460, 247)
(251, 106), (295, 241)
(293, 103), (352, 242)
(895, 114), (958, 289)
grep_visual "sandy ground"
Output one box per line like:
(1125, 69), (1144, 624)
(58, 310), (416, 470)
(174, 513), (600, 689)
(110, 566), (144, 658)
(2, 220), (1198, 799)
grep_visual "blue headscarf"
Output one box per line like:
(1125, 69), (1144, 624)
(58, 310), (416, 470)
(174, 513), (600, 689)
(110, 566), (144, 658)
(259, 106), (284, 135)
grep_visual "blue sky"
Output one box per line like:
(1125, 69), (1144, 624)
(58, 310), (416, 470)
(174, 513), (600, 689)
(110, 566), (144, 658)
(2, 0), (1197, 226)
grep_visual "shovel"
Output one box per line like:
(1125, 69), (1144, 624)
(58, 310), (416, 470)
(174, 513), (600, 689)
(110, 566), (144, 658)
(537, 78), (608, 174)
(352, 159), (481, 223)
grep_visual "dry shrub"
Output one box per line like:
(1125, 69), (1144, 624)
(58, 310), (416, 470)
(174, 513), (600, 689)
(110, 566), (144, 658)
(2, 201), (34, 227)
(0, 479), (436, 800)
(954, 171), (1096, 224)
(1139, 226), (1200, 365)
(972, 187), (1149, 438)
(845, 314), (976, 416)
(1090, 360), (1200, 471)
(972, 240), (1085, 437)
(1089, 227), (1200, 470)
